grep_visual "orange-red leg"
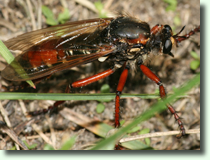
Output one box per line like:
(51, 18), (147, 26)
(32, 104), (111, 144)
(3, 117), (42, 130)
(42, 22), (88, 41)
(174, 25), (200, 44)
(115, 66), (129, 127)
(71, 69), (115, 88)
(139, 63), (185, 137)
(29, 68), (115, 116)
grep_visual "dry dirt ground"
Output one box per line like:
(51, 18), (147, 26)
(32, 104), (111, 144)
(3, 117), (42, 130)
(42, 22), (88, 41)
(0, 0), (200, 150)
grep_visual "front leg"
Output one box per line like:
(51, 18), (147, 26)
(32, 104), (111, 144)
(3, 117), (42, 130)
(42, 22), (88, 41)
(139, 62), (185, 138)
(115, 64), (129, 128)
(29, 68), (116, 116)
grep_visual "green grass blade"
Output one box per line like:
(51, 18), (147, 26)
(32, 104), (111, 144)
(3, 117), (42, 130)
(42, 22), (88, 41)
(0, 40), (35, 88)
(0, 40), (15, 63)
(0, 93), (159, 101)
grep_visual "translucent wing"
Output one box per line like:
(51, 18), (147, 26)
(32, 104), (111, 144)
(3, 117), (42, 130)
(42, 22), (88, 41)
(5, 18), (113, 52)
(2, 18), (115, 81)
(2, 47), (115, 81)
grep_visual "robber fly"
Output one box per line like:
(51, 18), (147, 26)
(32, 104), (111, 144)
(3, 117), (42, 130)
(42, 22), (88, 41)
(1, 16), (200, 138)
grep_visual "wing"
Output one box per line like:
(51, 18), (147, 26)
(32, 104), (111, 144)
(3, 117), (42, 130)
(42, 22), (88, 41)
(2, 48), (115, 81)
(4, 18), (113, 52)
(2, 18), (116, 81)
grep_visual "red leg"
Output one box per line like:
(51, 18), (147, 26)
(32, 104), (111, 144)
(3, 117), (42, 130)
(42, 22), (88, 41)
(71, 68), (115, 88)
(174, 25), (200, 44)
(29, 68), (115, 116)
(139, 64), (185, 137)
(115, 66), (129, 127)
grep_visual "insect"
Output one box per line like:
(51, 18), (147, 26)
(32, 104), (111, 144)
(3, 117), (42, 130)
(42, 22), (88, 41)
(1, 16), (200, 138)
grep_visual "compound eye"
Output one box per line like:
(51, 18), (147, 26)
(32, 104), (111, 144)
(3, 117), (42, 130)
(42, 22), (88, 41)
(164, 25), (172, 32)
(163, 39), (172, 54)
(162, 25), (172, 38)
